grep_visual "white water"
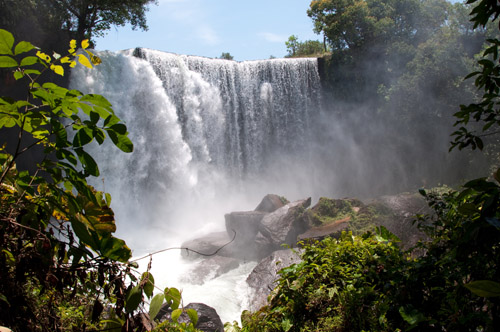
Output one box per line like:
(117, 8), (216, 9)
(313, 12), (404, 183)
(69, 49), (323, 323)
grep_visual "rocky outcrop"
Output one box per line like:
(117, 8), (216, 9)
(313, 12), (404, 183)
(225, 211), (267, 245)
(156, 302), (224, 332)
(254, 194), (287, 213)
(254, 198), (311, 256)
(246, 249), (302, 312)
(175, 193), (428, 318)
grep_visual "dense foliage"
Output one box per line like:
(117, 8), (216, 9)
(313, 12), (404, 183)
(0, 30), (198, 331)
(284, 35), (328, 58)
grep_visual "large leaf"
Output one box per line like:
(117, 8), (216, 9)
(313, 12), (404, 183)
(0, 29), (14, 55)
(149, 293), (165, 320)
(73, 127), (94, 147)
(107, 129), (134, 153)
(171, 308), (183, 323)
(141, 272), (155, 299)
(0, 56), (17, 68)
(14, 41), (35, 55)
(125, 285), (143, 313)
(99, 236), (131, 262)
(165, 287), (182, 310)
(186, 308), (198, 326)
(75, 148), (99, 176)
(464, 280), (500, 297)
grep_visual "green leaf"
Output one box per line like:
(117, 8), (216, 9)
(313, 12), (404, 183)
(0, 56), (18, 67)
(399, 306), (426, 326)
(110, 123), (127, 135)
(125, 285), (143, 313)
(81, 94), (113, 109)
(141, 272), (155, 299)
(107, 129), (134, 153)
(281, 318), (292, 332)
(14, 41), (35, 55)
(0, 293), (9, 306)
(99, 236), (132, 262)
(171, 308), (183, 323)
(375, 225), (400, 243)
(165, 287), (182, 310)
(464, 280), (500, 297)
(73, 127), (94, 147)
(149, 293), (165, 320)
(186, 308), (198, 326)
(104, 114), (120, 127)
(0, 29), (14, 55)
(75, 148), (99, 176)
(0, 115), (17, 128)
(70, 218), (98, 250)
(13, 71), (23, 80)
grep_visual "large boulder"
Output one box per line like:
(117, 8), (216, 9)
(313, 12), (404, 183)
(246, 249), (302, 312)
(255, 198), (311, 257)
(224, 211), (267, 244)
(156, 302), (224, 332)
(254, 194), (287, 213)
(371, 193), (430, 248)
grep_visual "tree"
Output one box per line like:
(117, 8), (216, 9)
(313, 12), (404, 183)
(451, 0), (500, 151)
(285, 35), (299, 57)
(285, 35), (326, 58)
(50, 0), (158, 43)
(0, 0), (157, 47)
(219, 52), (234, 60)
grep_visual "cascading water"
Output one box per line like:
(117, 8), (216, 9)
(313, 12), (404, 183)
(69, 49), (324, 322)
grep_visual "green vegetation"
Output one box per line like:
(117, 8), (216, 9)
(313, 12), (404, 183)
(219, 52), (234, 60)
(285, 35), (328, 58)
(0, 29), (198, 331)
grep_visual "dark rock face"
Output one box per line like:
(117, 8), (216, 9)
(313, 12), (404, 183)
(246, 249), (302, 312)
(371, 193), (430, 248)
(254, 194), (286, 213)
(255, 198), (311, 255)
(156, 302), (224, 332)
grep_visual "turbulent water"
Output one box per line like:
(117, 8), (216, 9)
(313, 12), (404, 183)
(69, 49), (325, 322)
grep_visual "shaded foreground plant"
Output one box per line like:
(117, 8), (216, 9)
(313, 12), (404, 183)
(0, 29), (198, 331)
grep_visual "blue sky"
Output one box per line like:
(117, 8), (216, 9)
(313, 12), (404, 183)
(94, 0), (320, 61)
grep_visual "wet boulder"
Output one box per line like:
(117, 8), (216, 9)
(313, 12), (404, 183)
(254, 194), (287, 213)
(254, 198), (311, 257)
(246, 249), (302, 312)
(224, 211), (267, 244)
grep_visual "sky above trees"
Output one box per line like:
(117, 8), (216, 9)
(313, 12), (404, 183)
(94, 0), (321, 61)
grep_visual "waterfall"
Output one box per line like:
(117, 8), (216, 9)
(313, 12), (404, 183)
(69, 49), (324, 323)
(69, 49), (323, 250)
